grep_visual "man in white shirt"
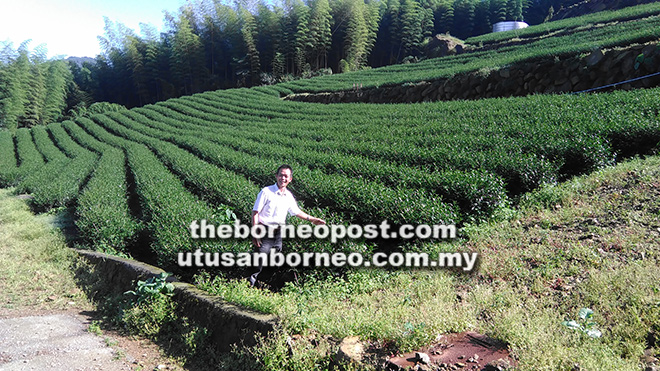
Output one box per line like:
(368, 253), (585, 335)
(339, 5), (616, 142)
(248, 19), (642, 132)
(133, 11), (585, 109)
(249, 164), (326, 287)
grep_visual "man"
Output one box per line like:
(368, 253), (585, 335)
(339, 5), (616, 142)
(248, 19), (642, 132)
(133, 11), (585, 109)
(249, 164), (326, 287)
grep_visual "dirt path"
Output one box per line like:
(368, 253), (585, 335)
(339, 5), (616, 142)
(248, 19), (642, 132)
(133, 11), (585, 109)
(0, 190), (183, 371)
(0, 308), (184, 371)
(0, 312), (130, 370)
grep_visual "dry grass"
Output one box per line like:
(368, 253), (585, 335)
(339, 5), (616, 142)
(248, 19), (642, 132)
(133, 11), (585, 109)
(0, 189), (90, 314)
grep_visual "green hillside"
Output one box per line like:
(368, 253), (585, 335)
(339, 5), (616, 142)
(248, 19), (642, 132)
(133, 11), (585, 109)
(0, 1), (659, 269)
(1, 3), (659, 369)
(280, 2), (660, 93)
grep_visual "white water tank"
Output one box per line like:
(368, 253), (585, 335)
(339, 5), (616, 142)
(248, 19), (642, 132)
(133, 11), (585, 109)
(492, 21), (529, 33)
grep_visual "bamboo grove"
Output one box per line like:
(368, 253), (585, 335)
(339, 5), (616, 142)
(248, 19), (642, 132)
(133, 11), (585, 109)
(76, 0), (654, 109)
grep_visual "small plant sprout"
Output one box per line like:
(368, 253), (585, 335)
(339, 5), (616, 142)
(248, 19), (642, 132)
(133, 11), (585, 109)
(562, 308), (602, 338)
(125, 272), (175, 304)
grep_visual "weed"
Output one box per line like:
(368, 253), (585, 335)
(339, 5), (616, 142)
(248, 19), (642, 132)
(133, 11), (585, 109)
(88, 320), (103, 336)
(124, 272), (174, 304)
(562, 308), (603, 338)
(112, 348), (126, 361)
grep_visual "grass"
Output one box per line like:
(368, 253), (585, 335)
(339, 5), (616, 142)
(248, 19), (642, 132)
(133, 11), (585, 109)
(197, 155), (660, 370)
(0, 189), (89, 313)
(0, 188), (190, 370)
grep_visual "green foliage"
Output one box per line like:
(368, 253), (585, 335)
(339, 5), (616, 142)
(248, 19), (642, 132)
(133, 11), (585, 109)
(75, 115), (235, 266)
(120, 293), (178, 337)
(14, 122), (99, 210)
(0, 42), (83, 130)
(103, 272), (210, 360)
(5, 6), (660, 273)
(467, 1), (660, 45)
(11, 128), (44, 184)
(62, 120), (141, 254)
(562, 308), (603, 339)
(283, 4), (660, 93)
(229, 326), (337, 371)
(171, 15), (208, 95)
(125, 272), (175, 304)
(33, 83), (658, 271)
(68, 101), (127, 119)
(0, 130), (17, 185)
(39, 0), (656, 109)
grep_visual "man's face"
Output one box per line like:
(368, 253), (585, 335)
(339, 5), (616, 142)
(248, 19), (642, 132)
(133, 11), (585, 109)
(276, 168), (292, 189)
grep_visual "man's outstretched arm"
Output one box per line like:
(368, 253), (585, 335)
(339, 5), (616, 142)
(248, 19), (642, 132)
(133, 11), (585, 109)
(295, 211), (326, 225)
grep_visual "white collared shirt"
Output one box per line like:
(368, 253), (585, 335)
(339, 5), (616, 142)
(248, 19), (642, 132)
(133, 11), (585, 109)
(253, 184), (302, 226)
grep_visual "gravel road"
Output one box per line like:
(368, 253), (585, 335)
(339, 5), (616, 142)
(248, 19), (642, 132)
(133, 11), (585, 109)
(0, 313), (135, 371)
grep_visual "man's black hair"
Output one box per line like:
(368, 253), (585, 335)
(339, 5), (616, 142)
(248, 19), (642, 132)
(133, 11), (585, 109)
(276, 164), (293, 175)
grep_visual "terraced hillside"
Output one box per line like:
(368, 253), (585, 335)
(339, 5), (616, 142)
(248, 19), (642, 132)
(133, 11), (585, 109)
(0, 3), (659, 270)
(0, 85), (659, 269)
(280, 2), (660, 93)
(2, 4), (660, 370)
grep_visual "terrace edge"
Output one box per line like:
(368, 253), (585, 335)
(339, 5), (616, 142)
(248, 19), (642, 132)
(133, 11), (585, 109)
(75, 249), (278, 352)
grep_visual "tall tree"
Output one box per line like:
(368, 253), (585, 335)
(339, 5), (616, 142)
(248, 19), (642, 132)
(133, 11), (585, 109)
(238, 5), (262, 85)
(364, 0), (383, 62)
(507, 0), (524, 20)
(42, 60), (72, 125)
(0, 42), (31, 131)
(490, 0), (508, 22)
(22, 63), (46, 127)
(453, 0), (476, 39)
(433, 0), (454, 35)
(125, 36), (149, 105)
(399, 0), (425, 58)
(292, 0), (311, 75)
(255, 1), (282, 75)
(170, 14), (207, 95)
(308, 0), (333, 69)
(343, 0), (368, 71)
(473, 0), (492, 35)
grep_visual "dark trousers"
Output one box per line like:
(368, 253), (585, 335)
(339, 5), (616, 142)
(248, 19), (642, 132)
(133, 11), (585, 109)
(248, 231), (282, 286)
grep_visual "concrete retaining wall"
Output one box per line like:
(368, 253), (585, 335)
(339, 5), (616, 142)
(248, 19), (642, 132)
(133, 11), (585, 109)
(76, 249), (278, 352)
(285, 41), (660, 104)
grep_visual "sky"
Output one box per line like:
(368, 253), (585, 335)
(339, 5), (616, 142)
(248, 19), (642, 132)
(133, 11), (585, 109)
(0, 0), (187, 59)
